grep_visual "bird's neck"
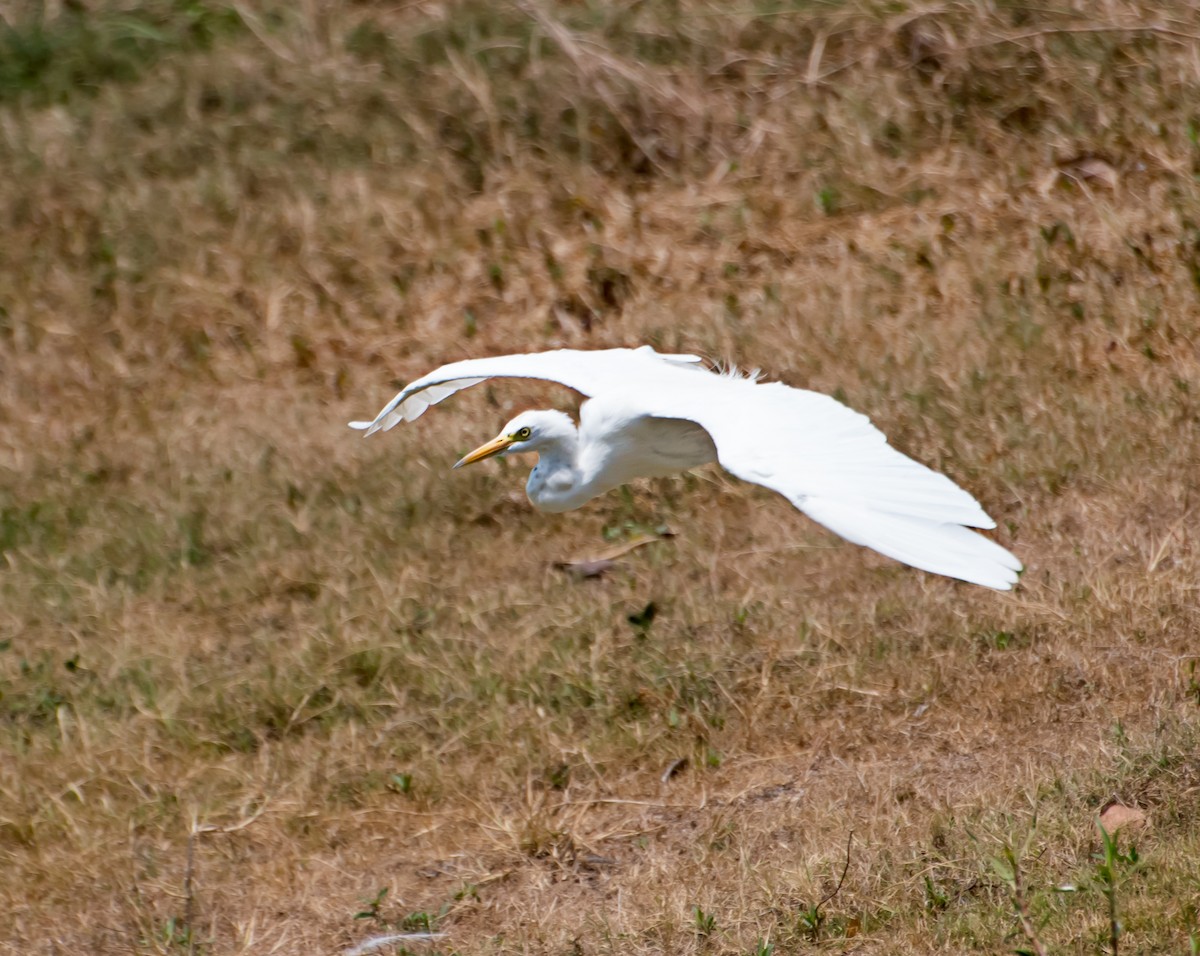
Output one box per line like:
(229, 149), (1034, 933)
(525, 432), (600, 514)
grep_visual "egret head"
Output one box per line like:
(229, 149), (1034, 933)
(453, 409), (576, 469)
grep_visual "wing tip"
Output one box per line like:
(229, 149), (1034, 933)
(979, 562), (1023, 591)
(350, 420), (389, 437)
(800, 498), (1024, 590)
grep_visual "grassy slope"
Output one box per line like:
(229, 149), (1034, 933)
(1, 1), (1199, 953)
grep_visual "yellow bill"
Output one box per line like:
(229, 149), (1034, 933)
(453, 433), (515, 469)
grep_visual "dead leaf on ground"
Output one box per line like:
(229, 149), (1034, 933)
(1098, 801), (1148, 834)
(555, 558), (616, 579)
(1036, 154), (1118, 195)
(553, 531), (673, 579)
(1064, 156), (1120, 188)
(1040, 155), (1121, 195)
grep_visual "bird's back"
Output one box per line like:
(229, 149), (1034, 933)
(578, 395), (718, 492)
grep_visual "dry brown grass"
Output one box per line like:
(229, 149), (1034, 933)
(2, 1), (1200, 953)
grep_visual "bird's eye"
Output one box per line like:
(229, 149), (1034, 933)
(514, 426), (532, 440)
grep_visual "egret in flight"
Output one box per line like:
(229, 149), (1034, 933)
(351, 347), (1021, 589)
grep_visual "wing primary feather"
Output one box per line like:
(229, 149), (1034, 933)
(800, 498), (1021, 590)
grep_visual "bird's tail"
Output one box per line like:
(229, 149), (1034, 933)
(800, 498), (1022, 590)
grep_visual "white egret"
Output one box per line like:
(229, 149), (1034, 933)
(351, 347), (1021, 589)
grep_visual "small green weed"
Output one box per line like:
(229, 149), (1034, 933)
(354, 886), (391, 925)
(1093, 823), (1141, 956)
(990, 834), (1049, 956)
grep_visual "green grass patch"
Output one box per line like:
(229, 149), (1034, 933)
(0, 0), (243, 105)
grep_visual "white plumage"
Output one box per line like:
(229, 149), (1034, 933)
(351, 346), (1021, 589)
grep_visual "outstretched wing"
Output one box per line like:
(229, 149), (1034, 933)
(349, 346), (704, 436)
(632, 376), (1022, 589)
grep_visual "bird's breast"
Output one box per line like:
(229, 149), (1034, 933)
(525, 462), (593, 513)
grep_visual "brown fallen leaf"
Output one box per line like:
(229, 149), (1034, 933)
(1098, 801), (1148, 834)
(554, 558), (616, 579)
(554, 531), (673, 578)
(1038, 155), (1121, 196)
(1065, 156), (1120, 189)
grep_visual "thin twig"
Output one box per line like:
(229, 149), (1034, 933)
(970, 23), (1200, 49)
(814, 830), (854, 920)
(545, 796), (702, 811)
(1109, 875), (1120, 956)
(229, 3), (298, 63)
(808, 20), (1200, 86)
(1147, 507), (1192, 573)
(184, 819), (198, 956)
(1008, 852), (1050, 956)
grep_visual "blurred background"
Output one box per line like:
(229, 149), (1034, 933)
(1, 1), (1199, 953)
